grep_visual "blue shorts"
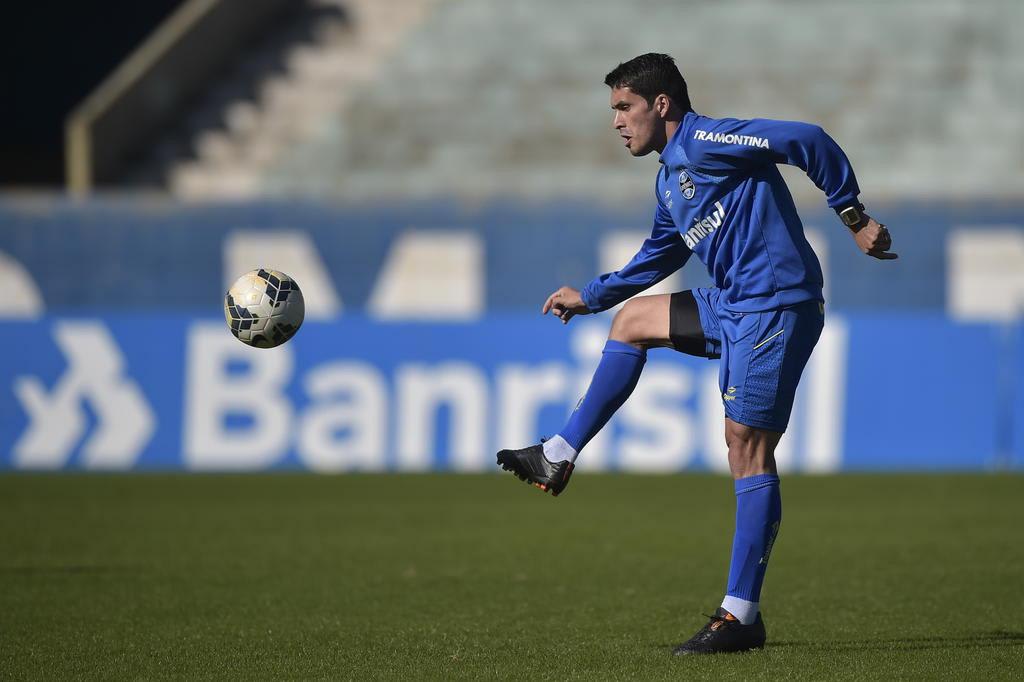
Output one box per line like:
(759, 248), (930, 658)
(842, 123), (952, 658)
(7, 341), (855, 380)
(671, 287), (824, 432)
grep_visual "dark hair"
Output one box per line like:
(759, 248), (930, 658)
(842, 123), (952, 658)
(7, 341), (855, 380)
(604, 53), (691, 111)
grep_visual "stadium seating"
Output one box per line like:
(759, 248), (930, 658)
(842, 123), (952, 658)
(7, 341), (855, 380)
(167, 0), (1024, 203)
(169, 0), (437, 198)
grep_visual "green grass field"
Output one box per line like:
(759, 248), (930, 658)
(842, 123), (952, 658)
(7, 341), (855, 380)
(1, 474), (1022, 680)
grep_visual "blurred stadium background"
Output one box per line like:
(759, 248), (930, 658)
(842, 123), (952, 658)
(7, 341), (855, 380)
(1, 0), (1022, 473)
(2, 1), (1023, 678)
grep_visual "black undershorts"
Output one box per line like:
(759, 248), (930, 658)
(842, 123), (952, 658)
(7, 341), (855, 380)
(669, 290), (720, 359)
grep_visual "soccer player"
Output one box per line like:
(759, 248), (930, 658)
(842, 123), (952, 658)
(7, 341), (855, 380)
(496, 53), (896, 655)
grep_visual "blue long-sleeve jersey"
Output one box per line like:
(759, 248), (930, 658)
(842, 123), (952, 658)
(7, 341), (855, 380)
(580, 111), (861, 313)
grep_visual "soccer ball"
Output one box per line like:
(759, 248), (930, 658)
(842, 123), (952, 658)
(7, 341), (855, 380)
(224, 269), (305, 348)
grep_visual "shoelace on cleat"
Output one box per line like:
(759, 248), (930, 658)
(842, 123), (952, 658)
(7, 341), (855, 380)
(700, 613), (740, 633)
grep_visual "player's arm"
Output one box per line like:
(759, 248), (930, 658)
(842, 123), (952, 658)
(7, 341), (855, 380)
(688, 116), (897, 259)
(544, 198), (690, 324)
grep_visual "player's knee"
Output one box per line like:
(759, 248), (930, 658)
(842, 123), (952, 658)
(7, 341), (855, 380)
(725, 420), (780, 478)
(726, 426), (756, 464)
(725, 420), (755, 448)
(609, 299), (647, 348)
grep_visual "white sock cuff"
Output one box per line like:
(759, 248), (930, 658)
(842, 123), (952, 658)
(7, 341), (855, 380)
(721, 596), (759, 625)
(542, 435), (578, 463)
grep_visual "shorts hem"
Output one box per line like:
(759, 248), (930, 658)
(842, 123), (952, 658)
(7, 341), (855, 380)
(723, 406), (788, 434)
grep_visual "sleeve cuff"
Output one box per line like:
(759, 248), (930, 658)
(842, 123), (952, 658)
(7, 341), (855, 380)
(829, 193), (861, 213)
(580, 283), (605, 313)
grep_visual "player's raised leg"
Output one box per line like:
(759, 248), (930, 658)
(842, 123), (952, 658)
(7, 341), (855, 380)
(497, 291), (719, 496)
(547, 293), (675, 457)
(497, 294), (672, 495)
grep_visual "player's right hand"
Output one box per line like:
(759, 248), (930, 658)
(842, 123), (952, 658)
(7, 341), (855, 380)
(542, 286), (590, 324)
(851, 214), (898, 260)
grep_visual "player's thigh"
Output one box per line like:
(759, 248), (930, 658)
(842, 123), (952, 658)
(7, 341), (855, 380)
(608, 293), (673, 347)
(669, 288), (723, 358)
(719, 299), (824, 432)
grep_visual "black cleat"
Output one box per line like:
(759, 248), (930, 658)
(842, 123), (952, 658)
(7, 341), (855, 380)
(496, 443), (574, 497)
(672, 608), (766, 655)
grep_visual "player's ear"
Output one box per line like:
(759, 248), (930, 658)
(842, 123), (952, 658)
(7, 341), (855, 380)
(655, 94), (670, 118)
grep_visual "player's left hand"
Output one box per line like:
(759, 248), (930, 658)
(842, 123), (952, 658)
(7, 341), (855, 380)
(851, 214), (898, 260)
(542, 286), (590, 324)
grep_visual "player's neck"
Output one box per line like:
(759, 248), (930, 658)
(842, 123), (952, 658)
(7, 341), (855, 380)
(655, 119), (682, 154)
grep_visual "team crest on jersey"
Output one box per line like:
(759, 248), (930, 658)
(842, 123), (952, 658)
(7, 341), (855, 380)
(678, 170), (696, 200)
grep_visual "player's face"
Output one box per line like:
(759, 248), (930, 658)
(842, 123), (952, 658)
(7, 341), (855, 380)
(610, 87), (663, 157)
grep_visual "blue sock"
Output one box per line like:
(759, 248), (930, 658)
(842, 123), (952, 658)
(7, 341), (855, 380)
(558, 340), (646, 453)
(721, 474), (782, 625)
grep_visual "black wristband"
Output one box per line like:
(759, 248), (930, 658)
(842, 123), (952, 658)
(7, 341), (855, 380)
(838, 203), (866, 228)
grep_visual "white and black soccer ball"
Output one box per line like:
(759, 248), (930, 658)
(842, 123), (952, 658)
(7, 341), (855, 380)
(224, 269), (305, 348)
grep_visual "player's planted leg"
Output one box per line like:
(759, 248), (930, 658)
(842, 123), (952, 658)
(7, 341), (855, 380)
(675, 421), (782, 655)
(721, 473), (781, 624)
